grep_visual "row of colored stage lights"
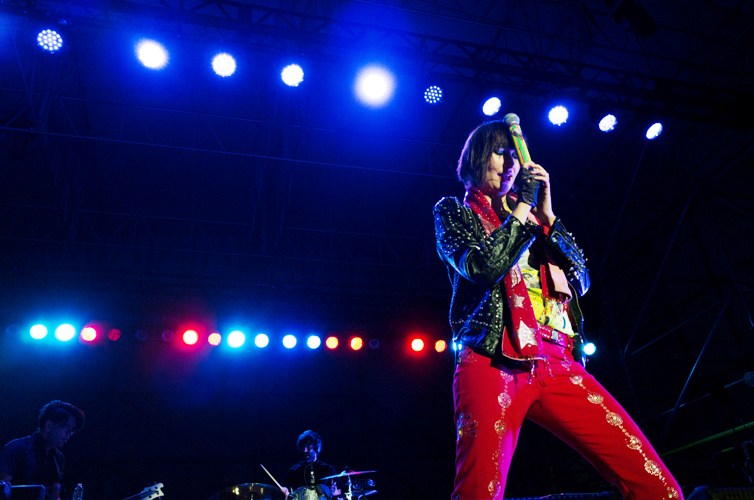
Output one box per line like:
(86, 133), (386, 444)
(22, 323), (451, 354)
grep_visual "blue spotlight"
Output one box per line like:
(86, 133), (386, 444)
(29, 324), (48, 340)
(36, 29), (63, 52)
(226, 330), (246, 348)
(254, 333), (270, 348)
(212, 52), (236, 77)
(281, 64), (304, 87)
(548, 105), (569, 126)
(482, 97), (501, 117)
(354, 64), (396, 108)
(54, 323), (77, 342)
(645, 122), (663, 140)
(282, 334), (297, 349)
(424, 85), (443, 104)
(583, 342), (597, 356)
(306, 335), (322, 350)
(598, 114), (617, 132)
(136, 39), (169, 70)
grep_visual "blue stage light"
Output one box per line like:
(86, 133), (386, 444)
(212, 52), (236, 77)
(598, 114), (617, 132)
(548, 105), (569, 126)
(29, 324), (48, 340)
(424, 85), (443, 104)
(645, 122), (663, 140)
(306, 335), (321, 349)
(54, 323), (77, 342)
(227, 330), (246, 348)
(37, 29), (63, 52)
(583, 342), (597, 356)
(482, 97), (501, 117)
(354, 64), (396, 108)
(136, 39), (169, 70)
(254, 333), (270, 348)
(282, 334), (297, 349)
(281, 64), (304, 87)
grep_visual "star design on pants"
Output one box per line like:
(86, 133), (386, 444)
(517, 321), (537, 348)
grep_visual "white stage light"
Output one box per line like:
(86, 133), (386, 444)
(37, 29), (63, 52)
(424, 85), (443, 104)
(281, 64), (305, 87)
(598, 114), (617, 132)
(646, 122), (663, 140)
(482, 97), (501, 116)
(212, 53), (236, 77)
(354, 65), (396, 108)
(136, 39), (169, 70)
(548, 105), (569, 126)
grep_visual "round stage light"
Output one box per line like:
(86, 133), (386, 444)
(80, 326), (98, 343)
(37, 29), (63, 52)
(598, 114), (617, 132)
(434, 340), (448, 353)
(548, 105), (569, 126)
(325, 336), (339, 350)
(482, 97), (501, 117)
(227, 330), (246, 348)
(29, 324), (48, 340)
(107, 328), (122, 342)
(349, 336), (364, 351)
(410, 338), (425, 352)
(208, 332), (222, 346)
(254, 333), (270, 348)
(583, 342), (597, 356)
(136, 39), (169, 70)
(282, 334), (297, 349)
(54, 324), (77, 342)
(182, 329), (199, 346)
(354, 64), (396, 108)
(306, 335), (322, 349)
(646, 122), (663, 140)
(212, 52), (236, 77)
(281, 64), (304, 87)
(424, 85), (443, 104)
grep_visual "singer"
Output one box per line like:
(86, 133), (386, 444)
(433, 119), (683, 499)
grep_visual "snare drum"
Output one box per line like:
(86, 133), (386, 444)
(291, 484), (332, 500)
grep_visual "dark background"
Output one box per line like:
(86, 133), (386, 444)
(2, 1), (754, 498)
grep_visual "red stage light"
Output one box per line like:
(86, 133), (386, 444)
(182, 329), (199, 346)
(107, 328), (122, 341)
(325, 336), (339, 350)
(410, 338), (425, 352)
(80, 326), (98, 343)
(349, 336), (364, 351)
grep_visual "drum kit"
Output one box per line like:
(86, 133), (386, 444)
(213, 470), (377, 500)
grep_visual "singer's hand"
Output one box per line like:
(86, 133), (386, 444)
(526, 162), (556, 227)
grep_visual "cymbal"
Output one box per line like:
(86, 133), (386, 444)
(321, 470), (376, 480)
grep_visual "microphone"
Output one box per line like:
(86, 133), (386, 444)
(503, 113), (532, 165)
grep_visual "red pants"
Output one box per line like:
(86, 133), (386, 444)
(452, 342), (683, 499)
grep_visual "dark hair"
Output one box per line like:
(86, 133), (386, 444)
(38, 400), (85, 433)
(457, 120), (510, 188)
(296, 430), (322, 454)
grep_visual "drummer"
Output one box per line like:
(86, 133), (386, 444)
(281, 430), (336, 498)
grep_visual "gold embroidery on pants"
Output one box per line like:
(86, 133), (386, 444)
(570, 376), (680, 499)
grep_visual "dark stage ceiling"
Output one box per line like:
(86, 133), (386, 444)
(1, 1), (754, 498)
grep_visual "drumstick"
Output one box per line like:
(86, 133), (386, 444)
(260, 464), (286, 493)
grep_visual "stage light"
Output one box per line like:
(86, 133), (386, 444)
(227, 330), (246, 348)
(107, 328), (122, 342)
(452, 341), (462, 351)
(212, 52), (236, 77)
(160, 330), (172, 342)
(583, 342), (597, 356)
(282, 334), (297, 349)
(368, 338), (380, 350)
(80, 326), (97, 343)
(36, 29), (63, 52)
(254, 333), (270, 348)
(434, 340), (448, 353)
(281, 64), (304, 87)
(29, 324), (48, 340)
(548, 105), (569, 126)
(208, 332), (222, 346)
(136, 39), (169, 70)
(424, 85), (443, 104)
(182, 329), (199, 346)
(325, 336), (339, 350)
(306, 335), (321, 349)
(482, 97), (501, 117)
(349, 336), (364, 351)
(410, 338), (425, 352)
(54, 324), (76, 342)
(354, 64), (396, 108)
(646, 122), (663, 140)
(598, 114), (618, 132)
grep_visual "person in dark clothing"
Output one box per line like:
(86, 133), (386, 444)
(0, 400), (85, 500)
(281, 430), (336, 499)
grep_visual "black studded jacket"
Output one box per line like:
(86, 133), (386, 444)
(433, 196), (591, 363)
